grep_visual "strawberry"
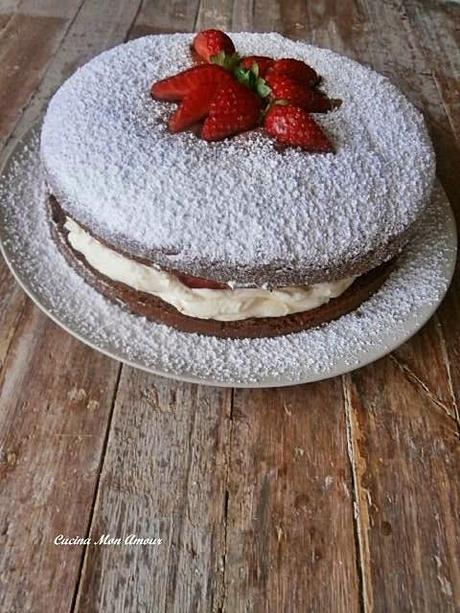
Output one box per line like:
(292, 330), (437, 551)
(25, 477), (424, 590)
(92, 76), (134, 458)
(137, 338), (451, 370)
(264, 104), (334, 153)
(151, 64), (233, 101)
(201, 81), (262, 141)
(193, 29), (236, 62)
(265, 72), (335, 112)
(267, 58), (319, 86)
(239, 55), (274, 77)
(176, 272), (228, 289)
(168, 85), (216, 132)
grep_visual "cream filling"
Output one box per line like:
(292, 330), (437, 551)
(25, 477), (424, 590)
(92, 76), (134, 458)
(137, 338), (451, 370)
(64, 217), (356, 322)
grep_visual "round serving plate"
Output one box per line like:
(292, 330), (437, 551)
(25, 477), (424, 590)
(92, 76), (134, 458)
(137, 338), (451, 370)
(0, 126), (457, 388)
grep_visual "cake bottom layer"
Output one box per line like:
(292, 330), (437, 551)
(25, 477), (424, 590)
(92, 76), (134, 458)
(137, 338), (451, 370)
(49, 197), (396, 338)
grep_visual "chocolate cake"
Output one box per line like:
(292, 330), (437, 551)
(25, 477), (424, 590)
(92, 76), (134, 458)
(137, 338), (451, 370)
(40, 32), (435, 338)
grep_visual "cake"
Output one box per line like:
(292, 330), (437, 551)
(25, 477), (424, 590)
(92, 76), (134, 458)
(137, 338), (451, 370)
(40, 32), (435, 338)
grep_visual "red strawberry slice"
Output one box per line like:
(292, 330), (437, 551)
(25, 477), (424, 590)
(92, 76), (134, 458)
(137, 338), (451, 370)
(268, 58), (319, 86)
(265, 72), (336, 113)
(193, 29), (235, 62)
(168, 85), (216, 132)
(201, 81), (262, 141)
(176, 272), (228, 289)
(239, 55), (275, 77)
(264, 104), (334, 153)
(151, 64), (233, 101)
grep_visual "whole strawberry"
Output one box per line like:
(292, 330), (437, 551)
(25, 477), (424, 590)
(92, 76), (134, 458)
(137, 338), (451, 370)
(267, 58), (319, 86)
(202, 81), (262, 141)
(264, 104), (334, 153)
(193, 29), (236, 62)
(151, 64), (233, 101)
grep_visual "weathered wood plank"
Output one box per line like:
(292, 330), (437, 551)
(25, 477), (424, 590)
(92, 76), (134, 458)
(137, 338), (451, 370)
(16, 0), (86, 18)
(0, 303), (121, 613)
(74, 371), (232, 613)
(0, 272), (26, 371)
(0, 13), (13, 30)
(195, 0), (233, 31)
(344, 362), (460, 613)
(0, 13), (68, 142)
(403, 0), (460, 143)
(389, 322), (457, 421)
(130, 0), (200, 36)
(225, 383), (361, 612)
(0, 2), (20, 15)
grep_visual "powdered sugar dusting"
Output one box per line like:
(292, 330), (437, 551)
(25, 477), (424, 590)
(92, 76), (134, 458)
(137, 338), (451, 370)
(40, 33), (435, 286)
(0, 130), (455, 386)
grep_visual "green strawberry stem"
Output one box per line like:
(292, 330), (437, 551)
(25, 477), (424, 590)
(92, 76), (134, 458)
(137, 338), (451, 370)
(211, 52), (272, 100)
(210, 50), (241, 72)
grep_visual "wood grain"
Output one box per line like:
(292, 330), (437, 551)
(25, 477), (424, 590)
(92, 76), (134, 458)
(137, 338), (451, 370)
(344, 363), (459, 612)
(0, 12), (71, 142)
(0, 303), (120, 613)
(0, 266), (26, 371)
(225, 384), (361, 613)
(404, 0), (460, 144)
(74, 371), (232, 613)
(130, 0), (200, 37)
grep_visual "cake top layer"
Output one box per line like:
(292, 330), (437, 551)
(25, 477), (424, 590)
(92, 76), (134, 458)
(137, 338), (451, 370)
(41, 33), (435, 286)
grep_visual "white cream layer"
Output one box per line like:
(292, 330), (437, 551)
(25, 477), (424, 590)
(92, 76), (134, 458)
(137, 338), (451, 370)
(64, 217), (356, 321)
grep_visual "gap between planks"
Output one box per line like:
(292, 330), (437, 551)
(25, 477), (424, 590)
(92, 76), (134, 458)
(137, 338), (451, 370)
(70, 362), (123, 612)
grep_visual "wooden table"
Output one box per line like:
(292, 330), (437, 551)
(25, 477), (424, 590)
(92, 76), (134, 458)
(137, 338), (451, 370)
(0, 1), (459, 611)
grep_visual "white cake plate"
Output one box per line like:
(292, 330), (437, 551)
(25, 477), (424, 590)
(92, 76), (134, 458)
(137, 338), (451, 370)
(0, 127), (457, 388)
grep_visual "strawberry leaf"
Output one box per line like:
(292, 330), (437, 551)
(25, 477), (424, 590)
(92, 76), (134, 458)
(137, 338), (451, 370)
(210, 51), (241, 72)
(234, 66), (271, 99)
(256, 79), (271, 98)
(234, 67), (257, 89)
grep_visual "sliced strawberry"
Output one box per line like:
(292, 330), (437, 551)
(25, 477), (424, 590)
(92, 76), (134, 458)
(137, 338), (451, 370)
(264, 104), (334, 153)
(265, 72), (336, 113)
(201, 81), (262, 141)
(239, 55), (275, 77)
(268, 58), (319, 86)
(193, 29), (235, 62)
(151, 64), (233, 101)
(168, 85), (216, 132)
(176, 272), (228, 289)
